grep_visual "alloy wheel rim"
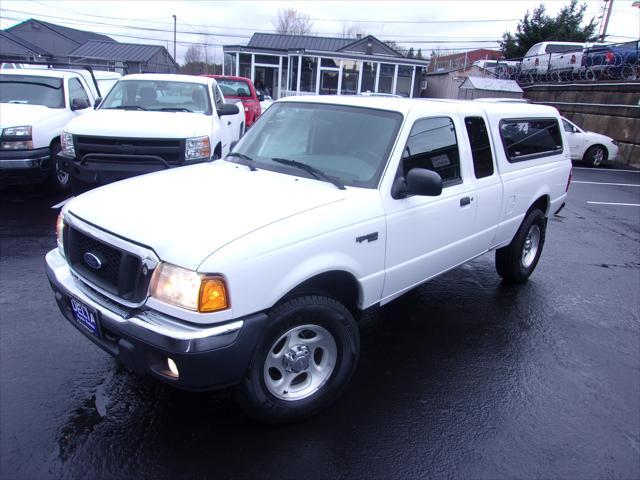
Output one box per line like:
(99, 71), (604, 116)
(263, 324), (337, 401)
(56, 161), (69, 185)
(593, 148), (604, 166)
(521, 225), (541, 268)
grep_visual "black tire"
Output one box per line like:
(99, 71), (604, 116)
(46, 143), (71, 193)
(495, 209), (546, 284)
(237, 295), (359, 424)
(583, 145), (607, 168)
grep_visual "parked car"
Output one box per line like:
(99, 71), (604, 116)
(46, 97), (571, 423)
(0, 68), (98, 191)
(520, 41), (590, 76)
(58, 74), (244, 193)
(472, 59), (520, 77)
(206, 75), (262, 128)
(561, 116), (618, 167)
(582, 41), (639, 80)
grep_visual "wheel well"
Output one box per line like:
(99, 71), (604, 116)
(50, 137), (60, 149)
(283, 271), (361, 316)
(214, 142), (222, 158)
(528, 195), (550, 216)
(584, 144), (608, 159)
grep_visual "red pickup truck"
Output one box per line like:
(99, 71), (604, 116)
(206, 75), (262, 128)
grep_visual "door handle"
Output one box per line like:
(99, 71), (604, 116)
(460, 196), (472, 207)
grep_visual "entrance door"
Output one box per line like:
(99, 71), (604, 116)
(254, 66), (279, 99)
(320, 70), (339, 95)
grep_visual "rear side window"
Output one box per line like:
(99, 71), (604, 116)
(69, 78), (90, 106)
(500, 118), (563, 162)
(464, 117), (494, 178)
(545, 44), (581, 54)
(401, 117), (461, 186)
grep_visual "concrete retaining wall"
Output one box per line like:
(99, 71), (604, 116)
(523, 83), (640, 167)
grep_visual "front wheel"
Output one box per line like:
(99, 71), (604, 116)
(495, 209), (546, 283)
(47, 144), (70, 193)
(583, 145), (607, 168)
(237, 295), (359, 424)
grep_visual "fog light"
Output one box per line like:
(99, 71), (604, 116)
(167, 357), (179, 377)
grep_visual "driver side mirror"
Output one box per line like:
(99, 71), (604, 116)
(391, 168), (442, 199)
(71, 98), (90, 110)
(217, 103), (240, 116)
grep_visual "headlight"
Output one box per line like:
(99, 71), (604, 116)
(2, 125), (32, 136)
(1, 140), (33, 150)
(185, 136), (211, 161)
(61, 131), (75, 157)
(149, 263), (228, 312)
(56, 212), (65, 255)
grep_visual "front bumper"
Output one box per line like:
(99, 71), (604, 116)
(45, 248), (268, 391)
(0, 147), (50, 186)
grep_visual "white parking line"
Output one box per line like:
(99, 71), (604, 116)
(572, 181), (640, 187)
(572, 167), (640, 173)
(587, 201), (640, 207)
(51, 197), (74, 209)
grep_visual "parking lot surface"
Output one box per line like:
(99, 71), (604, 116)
(1, 166), (639, 480)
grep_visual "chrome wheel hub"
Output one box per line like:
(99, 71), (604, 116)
(264, 324), (337, 401)
(521, 225), (541, 268)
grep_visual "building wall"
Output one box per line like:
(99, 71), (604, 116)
(426, 67), (493, 99)
(524, 83), (640, 167)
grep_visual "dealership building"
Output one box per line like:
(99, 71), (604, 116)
(223, 33), (429, 99)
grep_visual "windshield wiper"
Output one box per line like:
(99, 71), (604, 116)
(227, 152), (257, 171)
(159, 107), (192, 112)
(104, 105), (147, 110)
(271, 158), (345, 190)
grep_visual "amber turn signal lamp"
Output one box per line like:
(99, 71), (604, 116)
(198, 278), (229, 312)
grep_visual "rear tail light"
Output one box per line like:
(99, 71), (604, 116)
(566, 169), (572, 193)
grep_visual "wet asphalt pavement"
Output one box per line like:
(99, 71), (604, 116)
(1, 166), (639, 480)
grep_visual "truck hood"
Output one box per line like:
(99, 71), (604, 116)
(64, 110), (210, 138)
(65, 161), (349, 270)
(0, 103), (65, 129)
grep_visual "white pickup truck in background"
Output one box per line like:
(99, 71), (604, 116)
(520, 41), (592, 77)
(0, 68), (99, 191)
(46, 96), (571, 423)
(58, 74), (244, 193)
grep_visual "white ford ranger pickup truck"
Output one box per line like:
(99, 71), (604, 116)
(58, 74), (244, 193)
(46, 96), (571, 423)
(0, 68), (98, 191)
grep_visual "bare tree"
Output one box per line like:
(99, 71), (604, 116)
(340, 23), (366, 39)
(273, 8), (314, 35)
(184, 44), (203, 64)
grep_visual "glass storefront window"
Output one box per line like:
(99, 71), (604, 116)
(300, 56), (318, 93)
(396, 66), (413, 97)
(239, 53), (252, 79)
(361, 62), (376, 93)
(254, 55), (279, 65)
(341, 60), (360, 95)
(378, 64), (395, 93)
(224, 53), (237, 76)
(280, 57), (288, 98)
(321, 58), (340, 68)
(320, 71), (339, 95)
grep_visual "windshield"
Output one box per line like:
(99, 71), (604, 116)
(101, 80), (211, 114)
(217, 79), (251, 98)
(228, 102), (403, 188)
(0, 75), (64, 108)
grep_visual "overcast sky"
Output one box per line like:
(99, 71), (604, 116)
(1, 0), (638, 63)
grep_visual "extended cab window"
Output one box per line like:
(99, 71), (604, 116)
(400, 117), (461, 186)
(500, 119), (563, 162)
(465, 116), (494, 179)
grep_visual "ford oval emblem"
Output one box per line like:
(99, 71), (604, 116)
(83, 252), (103, 270)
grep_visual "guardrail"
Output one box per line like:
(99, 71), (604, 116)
(492, 41), (640, 85)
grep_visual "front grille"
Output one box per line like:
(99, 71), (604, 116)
(65, 226), (150, 303)
(74, 136), (184, 166)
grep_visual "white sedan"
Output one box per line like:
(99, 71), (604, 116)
(562, 117), (619, 167)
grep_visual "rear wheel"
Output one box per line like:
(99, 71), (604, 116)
(237, 295), (359, 424)
(583, 145), (607, 168)
(496, 209), (546, 283)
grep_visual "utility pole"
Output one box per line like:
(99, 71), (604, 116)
(172, 15), (177, 61)
(598, 0), (614, 42)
